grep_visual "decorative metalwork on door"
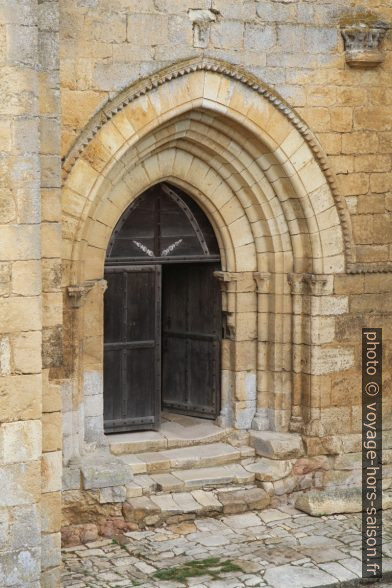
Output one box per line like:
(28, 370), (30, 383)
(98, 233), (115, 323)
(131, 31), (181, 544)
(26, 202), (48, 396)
(104, 183), (221, 433)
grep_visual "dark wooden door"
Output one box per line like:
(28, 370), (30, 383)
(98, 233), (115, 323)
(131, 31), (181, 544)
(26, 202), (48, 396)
(104, 265), (161, 432)
(162, 263), (221, 418)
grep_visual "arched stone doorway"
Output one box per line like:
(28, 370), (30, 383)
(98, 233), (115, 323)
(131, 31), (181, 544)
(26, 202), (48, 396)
(61, 58), (354, 460)
(104, 182), (222, 433)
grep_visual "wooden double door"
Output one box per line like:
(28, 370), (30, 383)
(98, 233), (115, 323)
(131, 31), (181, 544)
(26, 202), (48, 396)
(104, 262), (221, 433)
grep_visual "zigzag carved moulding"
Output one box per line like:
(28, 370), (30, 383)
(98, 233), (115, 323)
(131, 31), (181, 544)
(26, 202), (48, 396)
(61, 57), (392, 274)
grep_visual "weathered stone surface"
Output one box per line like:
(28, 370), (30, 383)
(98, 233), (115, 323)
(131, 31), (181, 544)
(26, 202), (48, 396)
(191, 489), (222, 512)
(0, 420), (41, 464)
(245, 458), (292, 481)
(151, 473), (184, 492)
(99, 486), (126, 504)
(264, 563), (337, 588)
(217, 487), (270, 514)
(41, 492), (62, 534)
(41, 532), (62, 569)
(172, 464), (254, 488)
(42, 450), (62, 493)
(250, 431), (304, 459)
(123, 496), (160, 523)
(0, 462), (41, 507)
(295, 488), (362, 516)
(172, 492), (203, 514)
(62, 466), (81, 491)
(150, 494), (182, 515)
(80, 454), (132, 490)
(125, 481), (143, 499)
(0, 548), (41, 587)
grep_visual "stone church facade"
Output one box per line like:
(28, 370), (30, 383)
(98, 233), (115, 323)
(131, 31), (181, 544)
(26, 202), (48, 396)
(0, 0), (391, 585)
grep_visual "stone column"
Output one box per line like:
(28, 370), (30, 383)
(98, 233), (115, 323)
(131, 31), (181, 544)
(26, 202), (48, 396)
(252, 272), (271, 431)
(0, 2), (43, 585)
(214, 271), (257, 429)
(302, 273), (331, 437)
(288, 273), (306, 433)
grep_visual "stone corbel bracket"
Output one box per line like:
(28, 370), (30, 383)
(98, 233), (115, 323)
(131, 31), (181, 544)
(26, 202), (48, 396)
(302, 273), (330, 296)
(67, 279), (107, 309)
(188, 9), (219, 49)
(341, 18), (389, 68)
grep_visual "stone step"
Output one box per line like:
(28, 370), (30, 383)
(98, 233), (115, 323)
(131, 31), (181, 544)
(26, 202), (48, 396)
(129, 462), (256, 495)
(119, 442), (253, 474)
(122, 486), (271, 528)
(109, 418), (228, 455)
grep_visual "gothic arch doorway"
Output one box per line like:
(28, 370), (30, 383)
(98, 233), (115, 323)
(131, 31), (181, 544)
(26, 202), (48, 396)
(103, 182), (222, 433)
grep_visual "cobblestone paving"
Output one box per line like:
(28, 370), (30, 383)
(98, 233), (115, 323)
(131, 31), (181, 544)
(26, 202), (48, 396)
(63, 507), (392, 587)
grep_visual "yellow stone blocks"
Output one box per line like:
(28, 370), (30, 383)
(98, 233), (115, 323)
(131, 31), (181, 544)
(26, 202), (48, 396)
(13, 331), (42, 374)
(42, 450), (62, 494)
(0, 420), (41, 464)
(41, 491), (62, 535)
(0, 297), (41, 333)
(42, 412), (62, 453)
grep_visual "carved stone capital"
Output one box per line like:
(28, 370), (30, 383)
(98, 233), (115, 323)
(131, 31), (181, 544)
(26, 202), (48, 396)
(67, 279), (107, 308)
(253, 272), (271, 294)
(303, 274), (329, 296)
(288, 273), (306, 295)
(213, 271), (255, 293)
(341, 19), (389, 68)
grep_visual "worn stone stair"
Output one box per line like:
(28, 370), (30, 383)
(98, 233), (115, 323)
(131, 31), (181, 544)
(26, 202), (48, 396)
(115, 442), (257, 496)
(122, 485), (271, 528)
(109, 414), (229, 455)
(120, 442), (254, 474)
(62, 424), (314, 544)
(103, 439), (275, 529)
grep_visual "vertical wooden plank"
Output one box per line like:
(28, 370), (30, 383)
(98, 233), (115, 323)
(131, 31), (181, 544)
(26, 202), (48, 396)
(104, 265), (161, 432)
(162, 262), (221, 418)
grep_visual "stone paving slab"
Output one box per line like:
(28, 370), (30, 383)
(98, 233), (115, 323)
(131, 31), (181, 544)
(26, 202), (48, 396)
(63, 508), (392, 587)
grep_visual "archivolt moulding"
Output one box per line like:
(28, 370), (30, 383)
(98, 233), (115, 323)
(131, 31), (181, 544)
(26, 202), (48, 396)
(62, 56), (354, 270)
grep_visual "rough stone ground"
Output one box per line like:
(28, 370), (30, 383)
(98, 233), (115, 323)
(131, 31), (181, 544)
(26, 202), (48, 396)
(63, 507), (392, 587)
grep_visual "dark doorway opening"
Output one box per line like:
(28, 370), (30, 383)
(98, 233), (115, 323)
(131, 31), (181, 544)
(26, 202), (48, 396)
(103, 183), (222, 433)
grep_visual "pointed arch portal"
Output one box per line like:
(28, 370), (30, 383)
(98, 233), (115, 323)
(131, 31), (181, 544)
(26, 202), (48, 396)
(62, 58), (354, 453)
(104, 182), (222, 432)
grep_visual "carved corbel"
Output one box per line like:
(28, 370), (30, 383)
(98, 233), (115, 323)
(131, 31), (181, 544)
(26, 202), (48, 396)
(341, 17), (389, 68)
(303, 273), (329, 296)
(67, 279), (107, 309)
(188, 9), (219, 49)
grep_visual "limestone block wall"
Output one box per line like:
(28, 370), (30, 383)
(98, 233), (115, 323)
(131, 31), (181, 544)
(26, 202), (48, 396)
(39, 1), (63, 585)
(0, 1), (62, 585)
(60, 0), (392, 268)
(0, 2), (43, 585)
